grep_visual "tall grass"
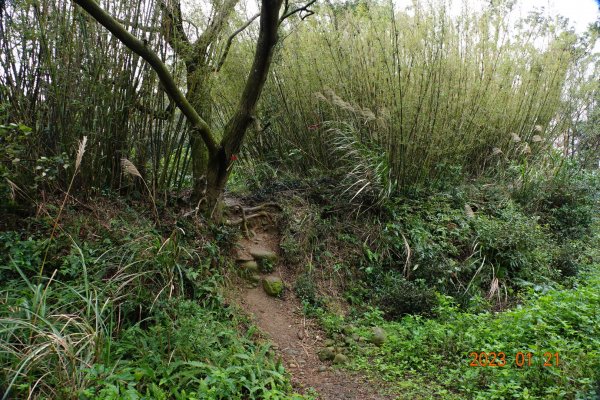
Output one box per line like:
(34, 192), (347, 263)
(0, 263), (111, 399)
(0, 218), (304, 399)
(0, 226), (199, 398)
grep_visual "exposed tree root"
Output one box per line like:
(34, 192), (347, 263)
(225, 202), (282, 237)
(182, 202), (281, 237)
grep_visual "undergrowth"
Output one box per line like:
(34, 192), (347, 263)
(254, 161), (597, 318)
(346, 263), (600, 399)
(0, 200), (307, 399)
(245, 161), (600, 399)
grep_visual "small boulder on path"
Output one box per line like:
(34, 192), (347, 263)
(235, 250), (254, 262)
(262, 276), (284, 297)
(318, 347), (335, 361)
(240, 260), (259, 274)
(250, 248), (278, 262)
(333, 353), (348, 365)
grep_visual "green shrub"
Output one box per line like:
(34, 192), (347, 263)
(0, 123), (33, 201)
(258, 258), (276, 273)
(81, 299), (299, 400)
(371, 271), (437, 318)
(0, 231), (45, 278)
(362, 190), (559, 311)
(294, 272), (323, 308)
(349, 265), (600, 399)
(512, 160), (599, 241)
(472, 203), (555, 283)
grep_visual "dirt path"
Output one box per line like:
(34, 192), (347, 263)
(229, 212), (396, 400)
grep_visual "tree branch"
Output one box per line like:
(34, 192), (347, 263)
(73, 0), (218, 154)
(280, 0), (317, 22)
(221, 0), (283, 156)
(214, 12), (260, 72)
(160, 0), (192, 57)
(195, 0), (239, 58)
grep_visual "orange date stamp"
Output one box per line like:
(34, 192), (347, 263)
(468, 351), (560, 367)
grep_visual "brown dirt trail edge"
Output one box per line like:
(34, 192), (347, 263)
(229, 224), (397, 400)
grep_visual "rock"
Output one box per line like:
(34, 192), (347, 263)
(333, 353), (348, 365)
(317, 347), (335, 361)
(371, 327), (387, 347)
(250, 249), (278, 262)
(241, 260), (259, 274)
(289, 363), (297, 368)
(262, 276), (284, 297)
(344, 336), (354, 346)
(317, 366), (328, 373)
(236, 251), (254, 262)
(342, 325), (355, 335)
(323, 339), (335, 347)
(352, 334), (360, 341)
(249, 274), (261, 283)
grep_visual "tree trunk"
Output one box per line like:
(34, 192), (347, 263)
(72, 0), (288, 220)
(205, 148), (229, 218)
(187, 64), (212, 202)
(201, 0), (284, 216)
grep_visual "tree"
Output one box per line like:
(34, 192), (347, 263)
(71, 0), (315, 214)
(159, 0), (248, 202)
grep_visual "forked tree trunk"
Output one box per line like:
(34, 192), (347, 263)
(72, 0), (287, 220)
(203, 0), (284, 216)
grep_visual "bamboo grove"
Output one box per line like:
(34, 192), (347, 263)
(240, 1), (598, 202)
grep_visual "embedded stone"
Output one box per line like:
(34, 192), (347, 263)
(333, 353), (348, 365)
(250, 249), (278, 262)
(318, 347), (335, 361)
(342, 325), (355, 335)
(240, 260), (259, 274)
(262, 276), (284, 297)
